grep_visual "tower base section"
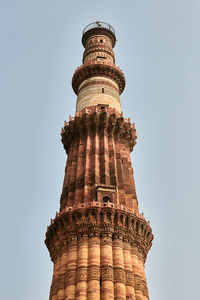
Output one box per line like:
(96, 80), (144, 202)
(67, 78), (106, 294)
(45, 206), (153, 300)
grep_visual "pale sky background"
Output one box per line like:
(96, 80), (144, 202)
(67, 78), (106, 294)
(1, 0), (200, 299)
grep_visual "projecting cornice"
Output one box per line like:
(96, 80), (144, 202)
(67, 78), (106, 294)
(72, 60), (125, 95)
(61, 105), (137, 154)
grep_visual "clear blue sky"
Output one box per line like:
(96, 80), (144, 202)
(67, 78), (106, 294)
(1, 1), (200, 299)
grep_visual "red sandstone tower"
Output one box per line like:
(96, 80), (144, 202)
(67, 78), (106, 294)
(45, 21), (153, 300)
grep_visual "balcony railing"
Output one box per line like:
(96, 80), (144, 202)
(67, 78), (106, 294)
(83, 21), (115, 36)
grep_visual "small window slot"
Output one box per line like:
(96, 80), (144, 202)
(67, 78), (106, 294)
(102, 88), (104, 93)
(96, 56), (106, 60)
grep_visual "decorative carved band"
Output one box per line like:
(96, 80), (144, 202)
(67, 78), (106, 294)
(76, 267), (88, 282)
(101, 266), (114, 281)
(46, 207), (153, 263)
(83, 45), (115, 63)
(125, 270), (134, 286)
(66, 270), (76, 285)
(134, 274), (149, 297)
(134, 274), (141, 291)
(88, 266), (100, 280)
(114, 267), (126, 284)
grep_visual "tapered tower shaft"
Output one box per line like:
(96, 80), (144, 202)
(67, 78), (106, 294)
(45, 22), (153, 300)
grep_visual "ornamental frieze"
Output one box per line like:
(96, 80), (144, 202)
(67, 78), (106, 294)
(125, 270), (134, 286)
(76, 267), (88, 282)
(66, 270), (76, 285)
(101, 266), (114, 281)
(114, 267), (126, 284)
(46, 207), (153, 264)
(134, 274), (148, 294)
(88, 266), (100, 280)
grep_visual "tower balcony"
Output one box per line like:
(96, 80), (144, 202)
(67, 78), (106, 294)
(82, 21), (116, 48)
(83, 21), (115, 35)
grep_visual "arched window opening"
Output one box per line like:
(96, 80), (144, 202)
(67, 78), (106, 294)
(103, 196), (112, 203)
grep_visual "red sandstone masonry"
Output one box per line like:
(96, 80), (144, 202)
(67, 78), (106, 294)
(60, 105), (137, 209)
(46, 22), (153, 300)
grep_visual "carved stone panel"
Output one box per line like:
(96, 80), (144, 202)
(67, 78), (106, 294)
(101, 266), (114, 281)
(88, 266), (100, 280)
(114, 267), (126, 284)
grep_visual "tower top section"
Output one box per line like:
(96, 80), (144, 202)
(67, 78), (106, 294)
(72, 21), (125, 113)
(82, 21), (116, 48)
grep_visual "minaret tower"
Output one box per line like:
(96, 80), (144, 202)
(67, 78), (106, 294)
(45, 22), (153, 300)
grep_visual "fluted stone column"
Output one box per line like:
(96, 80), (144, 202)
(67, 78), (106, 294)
(52, 259), (59, 299)
(131, 246), (143, 300)
(65, 239), (78, 300)
(123, 241), (135, 300)
(113, 236), (126, 299)
(84, 133), (92, 204)
(100, 234), (114, 300)
(138, 253), (149, 300)
(52, 253), (61, 300)
(88, 234), (100, 300)
(57, 242), (68, 300)
(75, 235), (88, 299)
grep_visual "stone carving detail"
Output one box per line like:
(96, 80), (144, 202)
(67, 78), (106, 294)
(57, 274), (66, 290)
(125, 270), (134, 286)
(138, 251), (144, 262)
(131, 246), (139, 256)
(88, 266), (100, 280)
(101, 266), (114, 281)
(114, 267), (126, 283)
(66, 270), (76, 285)
(46, 207), (153, 264)
(134, 275), (141, 290)
(76, 267), (88, 282)
(100, 236), (112, 246)
(113, 238), (123, 248)
(123, 241), (131, 251)
(134, 274), (148, 296)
